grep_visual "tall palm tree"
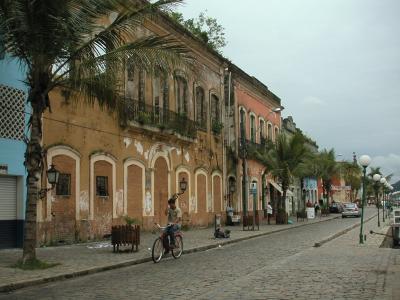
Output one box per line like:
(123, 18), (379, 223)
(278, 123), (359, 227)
(366, 167), (382, 199)
(341, 161), (362, 201)
(0, 0), (193, 264)
(314, 149), (339, 207)
(257, 132), (309, 224)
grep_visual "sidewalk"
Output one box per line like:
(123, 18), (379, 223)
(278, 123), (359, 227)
(0, 213), (347, 292)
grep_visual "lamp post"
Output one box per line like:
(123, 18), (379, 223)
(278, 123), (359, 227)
(39, 164), (60, 199)
(373, 174), (381, 227)
(359, 155), (371, 244)
(380, 177), (386, 222)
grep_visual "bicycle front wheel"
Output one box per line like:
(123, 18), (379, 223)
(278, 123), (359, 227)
(172, 236), (183, 259)
(152, 238), (164, 263)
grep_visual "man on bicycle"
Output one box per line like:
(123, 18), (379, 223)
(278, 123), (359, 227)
(164, 197), (182, 250)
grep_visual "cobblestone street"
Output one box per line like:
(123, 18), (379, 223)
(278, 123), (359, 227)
(2, 208), (398, 300)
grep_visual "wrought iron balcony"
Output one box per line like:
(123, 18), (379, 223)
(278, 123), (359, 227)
(124, 98), (197, 139)
(239, 138), (271, 160)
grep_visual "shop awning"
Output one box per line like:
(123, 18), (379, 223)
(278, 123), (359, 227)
(269, 180), (294, 197)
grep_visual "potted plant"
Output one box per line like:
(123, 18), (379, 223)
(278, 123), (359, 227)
(212, 120), (223, 135)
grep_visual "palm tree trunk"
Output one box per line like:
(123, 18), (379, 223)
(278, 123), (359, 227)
(282, 190), (287, 212)
(22, 103), (44, 263)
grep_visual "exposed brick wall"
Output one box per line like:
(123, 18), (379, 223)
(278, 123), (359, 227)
(127, 164), (143, 223)
(194, 174), (207, 225)
(213, 176), (222, 213)
(153, 157), (168, 225)
(51, 155), (76, 243)
(93, 160), (113, 238)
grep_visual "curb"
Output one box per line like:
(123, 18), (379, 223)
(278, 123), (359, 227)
(313, 214), (377, 247)
(0, 214), (340, 293)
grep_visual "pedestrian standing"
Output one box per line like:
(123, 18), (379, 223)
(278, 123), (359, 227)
(314, 201), (320, 218)
(267, 202), (273, 225)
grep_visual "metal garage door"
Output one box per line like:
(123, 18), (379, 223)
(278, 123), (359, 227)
(0, 176), (17, 248)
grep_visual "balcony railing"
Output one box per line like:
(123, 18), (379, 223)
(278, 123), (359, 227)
(239, 138), (271, 160)
(124, 98), (197, 139)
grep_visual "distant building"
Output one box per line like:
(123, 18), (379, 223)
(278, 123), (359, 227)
(282, 116), (319, 213)
(225, 63), (284, 218)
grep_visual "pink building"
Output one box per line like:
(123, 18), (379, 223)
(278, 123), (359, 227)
(224, 64), (283, 219)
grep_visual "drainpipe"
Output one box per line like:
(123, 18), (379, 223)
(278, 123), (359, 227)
(262, 171), (266, 216)
(240, 108), (248, 215)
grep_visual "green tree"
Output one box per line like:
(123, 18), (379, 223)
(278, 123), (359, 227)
(366, 167), (382, 200)
(0, 0), (193, 264)
(170, 11), (227, 53)
(341, 161), (362, 201)
(257, 132), (310, 224)
(314, 149), (339, 206)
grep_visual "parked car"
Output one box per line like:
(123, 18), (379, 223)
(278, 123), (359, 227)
(329, 203), (343, 213)
(342, 203), (361, 218)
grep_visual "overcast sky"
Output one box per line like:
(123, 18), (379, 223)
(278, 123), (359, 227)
(179, 0), (400, 183)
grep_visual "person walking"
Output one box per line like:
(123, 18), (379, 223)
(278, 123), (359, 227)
(267, 202), (273, 225)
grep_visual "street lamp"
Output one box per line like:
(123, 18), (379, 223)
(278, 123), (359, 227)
(380, 177), (387, 222)
(272, 106), (284, 113)
(178, 177), (187, 195)
(359, 155), (371, 244)
(373, 174), (382, 227)
(39, 164), (60, 199)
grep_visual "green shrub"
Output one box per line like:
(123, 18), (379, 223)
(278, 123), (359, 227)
(124, 216), (139, 226)
(137, 111), (151, 125)
(212, 121), (223, 135)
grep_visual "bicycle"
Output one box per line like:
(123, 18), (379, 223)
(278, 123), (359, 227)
(151, 223), (183, 263)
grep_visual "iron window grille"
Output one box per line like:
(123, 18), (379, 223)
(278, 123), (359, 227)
(56, 173), (71, 196)
(96, 176), (109, 197)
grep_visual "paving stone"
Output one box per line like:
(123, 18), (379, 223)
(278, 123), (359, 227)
(1, 208), (398, 299)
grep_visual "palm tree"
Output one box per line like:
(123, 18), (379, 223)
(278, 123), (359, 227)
(257, 132), (310, 224)
(314, 149), (339, 207)
(341, 161), (362, 201)
(366, 167), (382, 200)
(0, 0), (193, 264)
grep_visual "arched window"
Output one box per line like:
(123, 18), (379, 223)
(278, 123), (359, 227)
(153, 73), (169, 123)
(267, 123), (273, 140)
(239, 108), (247, 140)
(175, 76), (188, 115)
(196, 86), (206, 130)
(126, 59), (139, 101)
(153, 75), (161, 108)
(250, 114), (256, 143)
(259, 119), (265, 144)
(211, 94), (220, 133)
(274, 127), (279, 141)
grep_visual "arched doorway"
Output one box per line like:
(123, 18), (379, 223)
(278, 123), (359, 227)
(126, 163), (144, 223)
(154, 157), (169, 225)
(51, 154), (76, 243)
(93, 160), (113, 238)
(213, 175), (222, 213)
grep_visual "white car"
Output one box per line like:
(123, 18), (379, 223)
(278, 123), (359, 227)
(342, 203), (361, 218)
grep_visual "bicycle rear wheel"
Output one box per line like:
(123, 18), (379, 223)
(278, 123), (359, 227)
(172, 236), (183, 259)
(152, 238), (164, 263)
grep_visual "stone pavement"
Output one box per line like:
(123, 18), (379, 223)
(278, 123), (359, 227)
(198, 213), (399, 300)
(0, 212), (345, 293)
(0, 207), (390, 300)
